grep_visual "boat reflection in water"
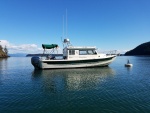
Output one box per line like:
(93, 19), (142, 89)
(32, 67), (115, 92)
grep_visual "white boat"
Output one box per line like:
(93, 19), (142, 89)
(125, 64), (133, 67)
(31, 39), (116, 69)
(125, 60), (133, 67)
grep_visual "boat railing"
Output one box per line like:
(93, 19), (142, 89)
(101, 50), (117, 56)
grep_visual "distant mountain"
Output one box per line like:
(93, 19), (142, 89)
(125, 41), (150, 56)
(9, 53), (27, 57)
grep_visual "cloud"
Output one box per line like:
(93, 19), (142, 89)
(0, 40), (10, 47)
(0, 40), (43, 54)
(1, 40), (128, 54)
(0, 40), (62, 54)
(116, 49), (129, 54)
(97, 48), (129, 54)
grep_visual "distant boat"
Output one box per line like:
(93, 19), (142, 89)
(125, 60), (133, 67)
(31, 39), (116, 69)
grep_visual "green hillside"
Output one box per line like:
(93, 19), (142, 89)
(125, 42), (150, 56)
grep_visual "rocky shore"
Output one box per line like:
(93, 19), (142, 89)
(0, 49), (8, 58)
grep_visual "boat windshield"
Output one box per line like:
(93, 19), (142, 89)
(93, 50), (97, 54)
(79, 50), (97, 55)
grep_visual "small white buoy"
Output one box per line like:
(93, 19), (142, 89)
(125, 63), (133, 67)
(125, 59), (133, 67)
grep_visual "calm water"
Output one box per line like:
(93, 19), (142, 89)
(0, 56), (150, 113)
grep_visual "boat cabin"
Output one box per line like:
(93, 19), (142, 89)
(41, 39), (105, 60)
(63, 46), (100, 60)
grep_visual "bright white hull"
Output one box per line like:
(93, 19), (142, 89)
(31, 55), (116, 69)
(125, 63), (133, 67)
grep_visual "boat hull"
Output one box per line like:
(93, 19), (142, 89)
(125, 64), (133, 67)
(31, 56), (116, 69)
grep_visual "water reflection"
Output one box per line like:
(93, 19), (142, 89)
(0, 58), (8, 71)
(32, 67), (115, 92)
(125, 65), (133, 71)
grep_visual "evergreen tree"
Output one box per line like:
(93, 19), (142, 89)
(4, 46), (8, 55)
(0, 45), (3, 50)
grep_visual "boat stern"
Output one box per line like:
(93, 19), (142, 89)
(31, 57), (41, 69)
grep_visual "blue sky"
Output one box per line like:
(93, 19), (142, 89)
(0, 0), (150, 54)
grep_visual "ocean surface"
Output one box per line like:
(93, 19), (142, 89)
(0, 56), (150, 113)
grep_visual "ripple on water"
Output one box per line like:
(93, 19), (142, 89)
(0, 57), (150, 112)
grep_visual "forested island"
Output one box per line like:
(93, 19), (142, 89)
(125, 41), (150, 56)
(0, 45), (8, 58)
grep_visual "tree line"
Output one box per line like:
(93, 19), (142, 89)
(0, 45), (8, 55)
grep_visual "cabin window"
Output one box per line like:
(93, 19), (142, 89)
(87, 50), (94, 54)
(93, 50), (97, 54)
(69, 50), (75, 55)
(79, 50), (97, 55)
(79, 50), (87, 55)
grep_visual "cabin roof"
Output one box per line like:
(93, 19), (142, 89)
(66, 46), (96, 50)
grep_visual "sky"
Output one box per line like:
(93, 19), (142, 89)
(0, 0), (150, 54)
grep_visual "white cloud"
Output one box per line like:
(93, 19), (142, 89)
(97, 48), (129, 54)
(0, 40), (62, 54)
(0, 40), (43, 54)
(0, 40), (11, 47)
(1, 40), (128, 54)
(116, 49), (129, 54)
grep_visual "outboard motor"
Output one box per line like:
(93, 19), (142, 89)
(31, 57), (40, 69)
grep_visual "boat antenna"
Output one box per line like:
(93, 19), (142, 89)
(62, 15), (65, 48)
(66, 9), (68, 38)
(62, 9), (72, 47)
